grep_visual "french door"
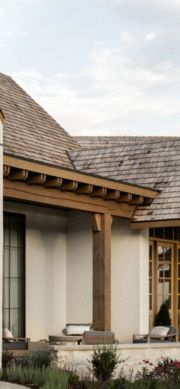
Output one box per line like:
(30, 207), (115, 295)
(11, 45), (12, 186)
(150, 241), (174, 328)
(3, 213), (25, 337)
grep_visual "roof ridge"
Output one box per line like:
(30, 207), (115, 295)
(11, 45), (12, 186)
(71, 139), (180, 154)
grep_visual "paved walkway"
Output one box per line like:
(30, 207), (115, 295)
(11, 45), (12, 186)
(0, 383), (27, 388)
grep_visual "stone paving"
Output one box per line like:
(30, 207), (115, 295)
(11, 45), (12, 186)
(0, 383), (27, 388)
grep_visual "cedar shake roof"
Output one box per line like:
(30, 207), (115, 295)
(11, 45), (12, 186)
(0, 73), (79, 168)
(76, 135), (180, 147)
(70, 139), (180, 223)
(2, 73), (180, 224)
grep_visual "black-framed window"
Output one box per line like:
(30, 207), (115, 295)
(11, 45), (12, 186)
(3, 213), (25, 337)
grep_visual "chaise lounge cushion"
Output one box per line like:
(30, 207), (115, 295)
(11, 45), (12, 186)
(150, 326), (169, 338)
(3, 328), (14, 342)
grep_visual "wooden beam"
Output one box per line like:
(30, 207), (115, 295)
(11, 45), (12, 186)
(92, 187), (107, 198)
(132, 219), (180, 229)
(105, 190), (120, 200)
(76, 184), (93, 194)
(4, 179), (135, 218)
(93, 213), (112, 331)
(61, 180), (78, 191)
(28, 173), (46, 185)
(3, 166), (10, 177)
(9, 169), (28, 181)
(118, 193), (132, 203)
(4, 155), (158, 199)
(45, 177), (63, 188)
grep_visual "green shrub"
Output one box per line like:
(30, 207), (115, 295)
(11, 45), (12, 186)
(2, 365), (69, 388)
(14, 350), (51, 369)
(90, 345), (120, 382)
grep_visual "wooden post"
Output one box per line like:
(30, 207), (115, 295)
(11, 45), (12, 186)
(92, 213), (112, 331)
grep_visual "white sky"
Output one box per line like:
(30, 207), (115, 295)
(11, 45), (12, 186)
(1, 0), (180, 136)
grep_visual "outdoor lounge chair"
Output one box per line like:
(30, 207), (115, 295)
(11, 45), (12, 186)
(133, 326), (176, 343)
(3, 337), (30, 350)
(3, 328), (30, 350)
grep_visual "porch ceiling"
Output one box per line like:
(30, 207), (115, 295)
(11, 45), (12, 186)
(3, 155), (158, 218)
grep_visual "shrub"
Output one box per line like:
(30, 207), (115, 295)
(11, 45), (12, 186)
(2, 365), (69, 388)
(2, 350), (14, 370)
(14, 350), (51, 369)
(153, 358), (180, 383)
(90, 344), (120, 382)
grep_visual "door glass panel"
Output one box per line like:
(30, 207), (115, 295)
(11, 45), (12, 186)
(149, 243), (153, 328)
(157, 244), (172, 313)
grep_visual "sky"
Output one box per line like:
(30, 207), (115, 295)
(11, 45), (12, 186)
(1, 0), (180, 136)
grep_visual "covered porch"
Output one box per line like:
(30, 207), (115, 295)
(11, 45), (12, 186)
(2, 155), (157, 344)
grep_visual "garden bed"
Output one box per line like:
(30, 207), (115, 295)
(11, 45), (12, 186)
(2, 348), (180, 388)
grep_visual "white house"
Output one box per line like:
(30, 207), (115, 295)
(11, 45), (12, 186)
(1, 73), (180, 370)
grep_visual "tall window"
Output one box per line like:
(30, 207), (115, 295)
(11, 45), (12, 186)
(3, 213), (25, 337)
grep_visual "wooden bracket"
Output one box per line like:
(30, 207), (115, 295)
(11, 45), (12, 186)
(92, 213), (102, 232)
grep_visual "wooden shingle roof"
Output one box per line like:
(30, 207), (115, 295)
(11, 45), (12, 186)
(0, 73), (78, 168)
(70, 139), (180, 223)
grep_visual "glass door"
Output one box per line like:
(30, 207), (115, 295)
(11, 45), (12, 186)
(3, 213), (25, 337)
(156, 242), (173, 322)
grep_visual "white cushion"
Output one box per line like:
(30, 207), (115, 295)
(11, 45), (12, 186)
(3, 328), (14, 342)
(150, 326), (169, 338)
(65, 324), (91, 335)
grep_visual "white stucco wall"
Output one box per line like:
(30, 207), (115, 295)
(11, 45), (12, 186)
(3, 202), (67, 341)
(66, 214), (149, 343)
(66, 211), (92, 324)
(0, 118), (3, 366)
(112, 218), (149, 343)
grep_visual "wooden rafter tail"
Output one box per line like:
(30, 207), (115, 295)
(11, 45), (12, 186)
(28, 173), (46, 185)
(9, 169), (29, 181)
(130, 195), (144, 205)
(143, 198), (153, 206)
(76, 184), (93, 194)
(105, 190), (120, 200)
(45, 177), (63, 188)
(3, 165), (10, 177)
(4, 179), (135, 218)
(61, 180), (78, 191)
(118, 193), (133, 203)
(91, 187), (107, 198)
